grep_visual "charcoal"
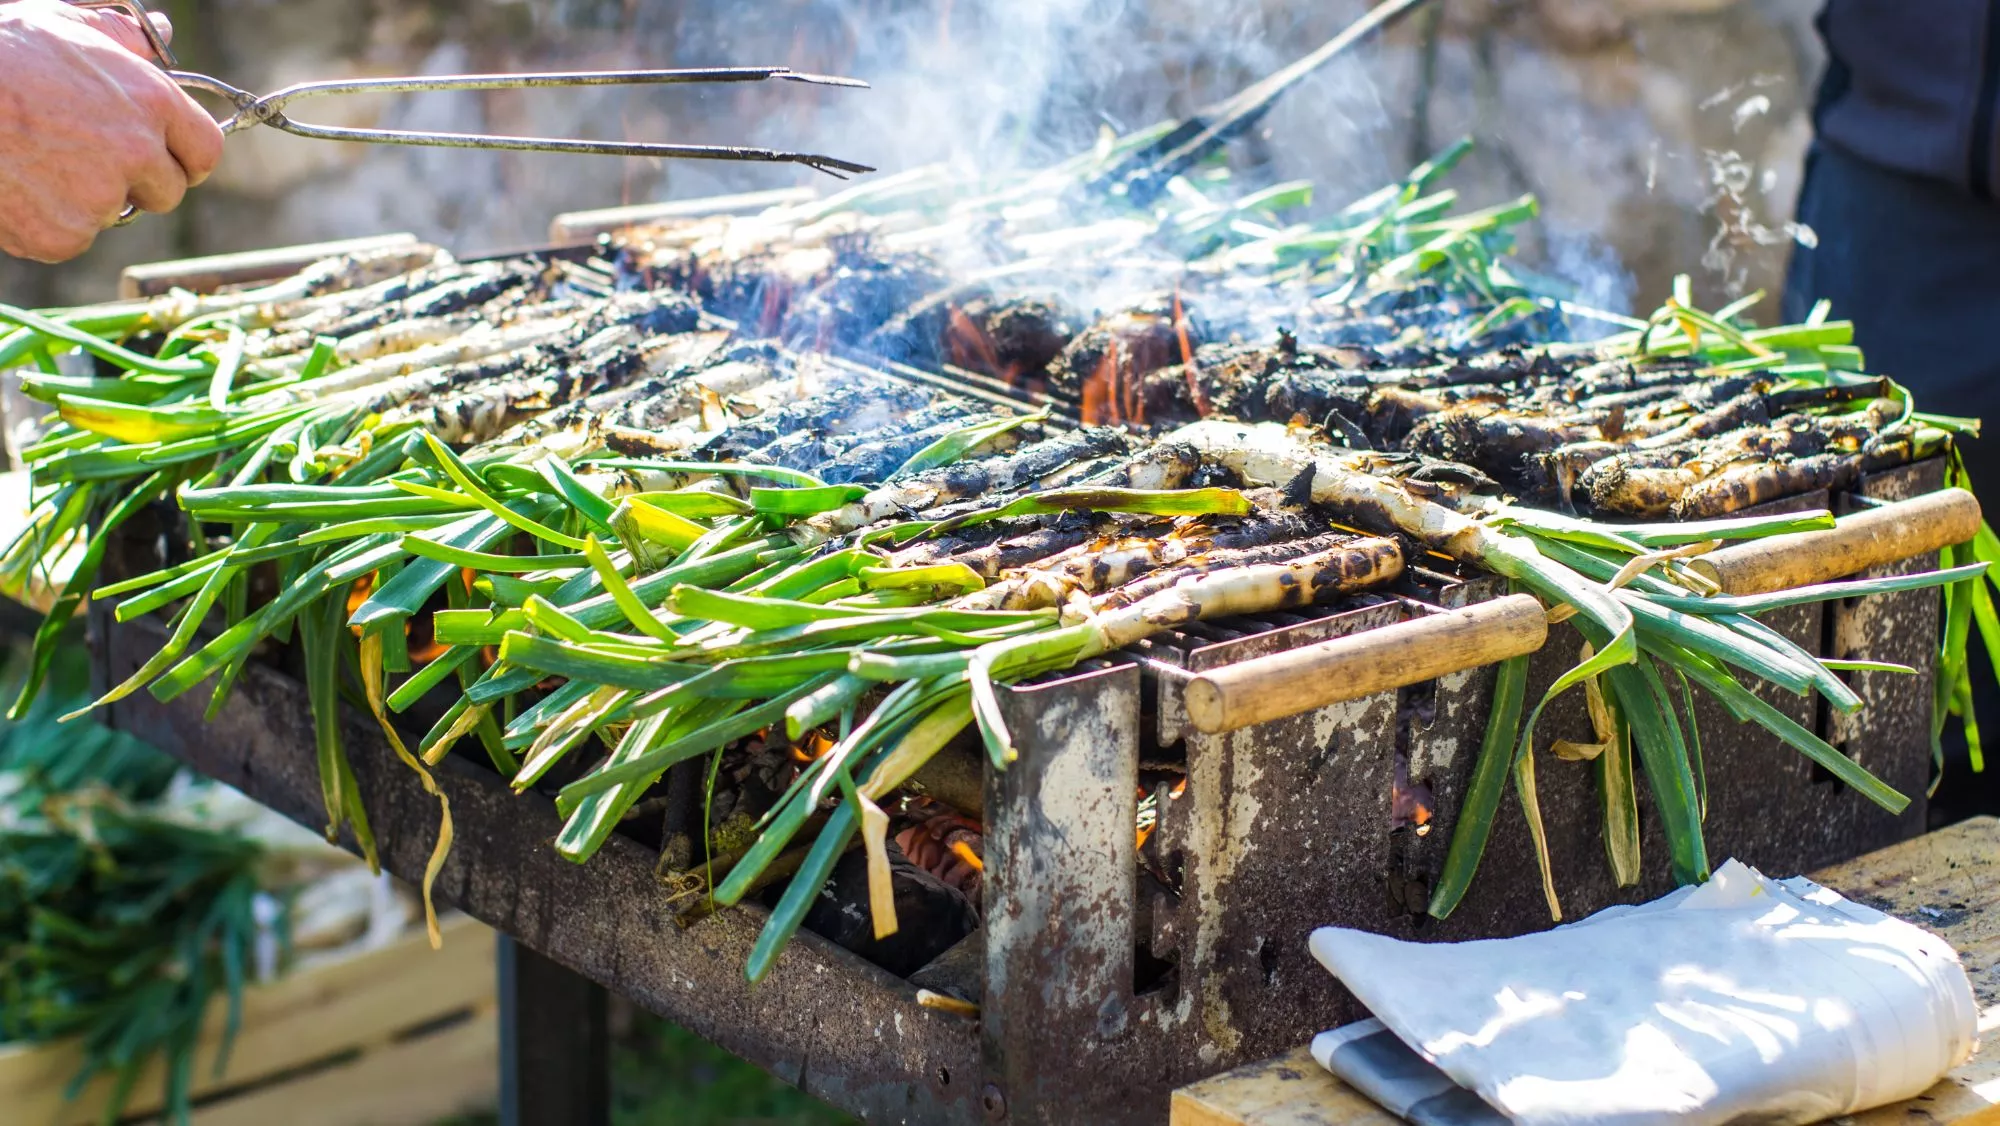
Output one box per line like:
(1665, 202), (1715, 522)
(597, 289), (702, 337)
(1129, 337), (1376, 429)
(1402, 408), (1599, 488)
(942, 294), (1078, 382)
(421, 344), (653, 445)
(863, 298), (955, 368)
(744, 399), (970, 472)
(800, 845), (979, 978)
(660, 244), (833, 335)
(768, 436), (848, 472)
(905, 426), (1134, 502)
(1366, 385), (1506, 447)
(407, 264), (542, 321)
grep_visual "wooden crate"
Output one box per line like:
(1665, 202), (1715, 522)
(0, 914), (499, 1126)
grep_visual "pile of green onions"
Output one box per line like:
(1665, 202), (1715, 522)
(0, 128), (1992, 981)
(1170, 417), (1983, 921)
(0, 633), (272, 1126)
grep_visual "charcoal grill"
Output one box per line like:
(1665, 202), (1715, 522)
(66, 222), (1944, 1126)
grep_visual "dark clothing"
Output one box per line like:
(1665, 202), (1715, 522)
(1782, 139), (2000, 823)
(1781, 141), (2000, 504)
(1815, 1), (2000, 199)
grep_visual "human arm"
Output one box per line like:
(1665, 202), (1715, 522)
(0, 0), (225, 263)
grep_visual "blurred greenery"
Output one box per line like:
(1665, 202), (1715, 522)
(435, 1009), (856, 1126)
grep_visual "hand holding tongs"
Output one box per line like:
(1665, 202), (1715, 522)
(70, 0), (875, 226)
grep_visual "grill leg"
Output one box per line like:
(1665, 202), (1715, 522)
(498, 935), (611, 1126)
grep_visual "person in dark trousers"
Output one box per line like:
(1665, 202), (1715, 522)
(1784, 1), (2000, 820)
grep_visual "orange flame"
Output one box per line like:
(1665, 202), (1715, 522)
(1082, 339), (1131, 427)
(1123, 339), (1146, 426)
(791, 731), (837, 763)
(1081, 344), (1116, 426)
(945, 305), (1005, 377)
(1392, 775), (1434, 834)
(346, 575), (373, 623)
(947, 839), (984, 873)
(1172, 287), (1209, 418)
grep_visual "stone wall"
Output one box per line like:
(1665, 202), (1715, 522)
(4, 0), (1828, 320)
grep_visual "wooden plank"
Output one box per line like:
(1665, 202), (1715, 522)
(548, 189), (816, 243)
(1171, 817), (2000, 1126)
(193, 1007), (499, 1126)
(0, 915), (494, 1126)
(1171, 1049), (1383, 1126)
(117, 234), (423, 299)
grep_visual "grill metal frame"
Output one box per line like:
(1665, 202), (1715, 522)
(71, 233), (1941, 1125)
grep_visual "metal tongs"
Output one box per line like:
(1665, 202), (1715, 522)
(1086, 0), (1435, 206)
(71, 0), (874, 226)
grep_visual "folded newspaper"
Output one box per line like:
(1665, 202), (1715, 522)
(1308, 860), (1978, 1126)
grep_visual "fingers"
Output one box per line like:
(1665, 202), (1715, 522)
(126, 146), (189, 214)
(68, 4), (169, 61)
(157, 88), (225, 187)
(123, 80), (217, 209)
(6, 189), (113, 263)
(5, 227), (98, 266)
(83, 8), (226, 189)
(53, 4), (221, 188)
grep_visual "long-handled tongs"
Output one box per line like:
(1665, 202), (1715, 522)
(1087, 0), (1436, 205)
(70, 0), (874, 225)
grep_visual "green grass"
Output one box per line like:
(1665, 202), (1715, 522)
(434, 1010), (856, 1126)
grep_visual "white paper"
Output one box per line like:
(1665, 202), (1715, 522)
(1309, 860), (1977, 1126)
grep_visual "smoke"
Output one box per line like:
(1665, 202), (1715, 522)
(509, 1), (1639, 340)
(1543, 226), (1637, 324)
(631, 0), (1401, 202)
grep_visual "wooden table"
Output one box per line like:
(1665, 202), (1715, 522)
(1172, 816), (2000, 1126)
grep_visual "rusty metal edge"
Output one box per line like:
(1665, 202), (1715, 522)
(91, 610), (982, 1124)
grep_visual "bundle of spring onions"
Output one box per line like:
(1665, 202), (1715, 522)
(0, 633), (272, 1126)
(0, 132), (1993, 982)
(1168, 419), (1982, 918)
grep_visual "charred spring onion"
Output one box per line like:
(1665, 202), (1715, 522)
(0, 135), (1992, 982)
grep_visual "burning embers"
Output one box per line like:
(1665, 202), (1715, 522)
(1051, 298), (1201, 426)
(893, 797), (985, 900)
(594, 159), (1943, 536)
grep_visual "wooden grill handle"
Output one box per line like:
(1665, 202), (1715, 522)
(1183, 593), (1548, 735)
(1688, 488), (1981, 596)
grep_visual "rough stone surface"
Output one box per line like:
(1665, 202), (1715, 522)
(5, 0), (1829, 322)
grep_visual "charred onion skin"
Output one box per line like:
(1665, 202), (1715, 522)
(1080, 538), (1407, 652)
(966, 517), (1396, 612)
(0, 135), (1974, 993)
(1094, 532), (1403, 612)
(1050, 299), (1201, 425)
